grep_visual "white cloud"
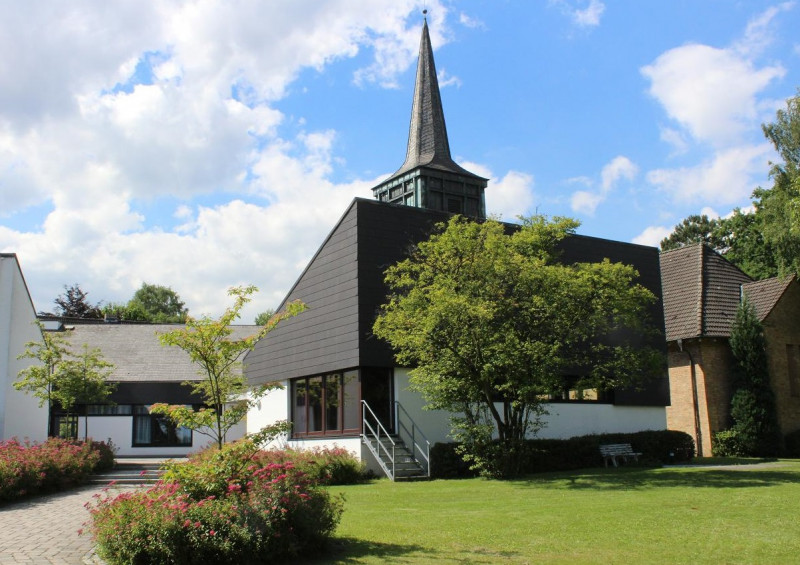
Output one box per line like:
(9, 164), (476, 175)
(0, 0), (456, 319)
(632, 225), (672, 247)
(700, 207), (720, 219)
(571, 191), (604, 216)
(646, 143), (773, 205)
(459, 13), (485, 30)
(641, 4), (792, 207)
(641, 44), (784, 147)
(461, 161), (536, 220)
(550, 0), (605, 28)
(569, 155), (638, 216)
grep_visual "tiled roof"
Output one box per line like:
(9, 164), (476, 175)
(742, 275), (795, 321)
(63, 323), (259, 382)
(660, 243), (752, 340)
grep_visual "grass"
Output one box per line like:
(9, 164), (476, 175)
(308, 460), (800, 564)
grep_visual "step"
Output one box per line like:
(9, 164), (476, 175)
(88, 459), (170, 486)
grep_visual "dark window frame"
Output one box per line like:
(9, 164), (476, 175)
(132, 404), (194, 448)
(291, 370), (361, 438)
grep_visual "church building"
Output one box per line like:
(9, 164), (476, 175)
(244, 18), (669, 479)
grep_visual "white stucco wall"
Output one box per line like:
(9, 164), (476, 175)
(393, 367), (667, 443)
(0, 256), (49, 443)
(76, 416), (218, 457)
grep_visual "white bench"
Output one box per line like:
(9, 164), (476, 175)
(599, 443), (642, 467)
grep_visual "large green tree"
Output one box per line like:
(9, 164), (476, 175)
(660, 214), (726, 253)
(152, 286), (305, 449)
(373, 215), (664, 478)
(755, 91), (800, 275)
(103, 283), (188, 323)
(660, 211), (779, 279)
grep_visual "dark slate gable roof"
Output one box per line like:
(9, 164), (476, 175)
(661, 243), (753, 341)
(246, 198), (667, 406)
(64, 323), (258, 382)
(742, 275), (796, 321)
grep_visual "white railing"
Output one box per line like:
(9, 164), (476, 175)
(361, 400), (396, 480)
(394, 401), (431, 477)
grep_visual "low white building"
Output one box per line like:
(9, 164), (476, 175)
(0, 254), (49, 443)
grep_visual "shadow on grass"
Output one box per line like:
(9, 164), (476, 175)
(293, 537), (430, 564)
(296, 537), (522, 564)
(509, 464), (800, 491)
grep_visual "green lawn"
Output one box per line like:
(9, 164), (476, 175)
(311, 460), (800, 564)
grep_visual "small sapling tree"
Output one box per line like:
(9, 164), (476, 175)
(152, 285), (305, 449)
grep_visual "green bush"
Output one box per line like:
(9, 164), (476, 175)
(712, 429), (747, 457)
(431, 430), (695, 478)
(91, 455), (344, 564)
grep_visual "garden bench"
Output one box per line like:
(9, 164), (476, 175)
(599, 443), (642, 467)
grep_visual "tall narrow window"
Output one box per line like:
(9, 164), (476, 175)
(308, 376), (323, 432)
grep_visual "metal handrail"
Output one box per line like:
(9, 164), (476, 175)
(394, 401), (431, 477)
(361, 400), (396, 480)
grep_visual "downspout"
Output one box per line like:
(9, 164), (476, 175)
(677, 338), (703, 457)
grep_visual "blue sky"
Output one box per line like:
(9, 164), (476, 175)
(1, 0), (799, 320)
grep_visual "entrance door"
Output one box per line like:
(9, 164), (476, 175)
(361, 368), (393, 433)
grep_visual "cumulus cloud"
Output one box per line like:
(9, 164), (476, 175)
(0, 0), (455, 319)
(632, 225), (672, 247)
(647, 143), (773, 205)
(640, 3), (793, 208)
(460, 161), (536, 221)
(569, 156), (638, 216)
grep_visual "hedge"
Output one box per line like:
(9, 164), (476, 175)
(431, 430), (695, 478)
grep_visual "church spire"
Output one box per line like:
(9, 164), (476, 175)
(372, 14), (487, 219)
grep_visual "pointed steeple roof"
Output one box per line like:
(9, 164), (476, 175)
(390, 17), (483, 179)
(371, 16), (487, 218)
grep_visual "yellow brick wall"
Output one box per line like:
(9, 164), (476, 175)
(666, 338), (734, 456)
(762, 282), (800, 435)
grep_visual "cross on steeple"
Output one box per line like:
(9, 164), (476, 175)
(372, 15), (487, 218)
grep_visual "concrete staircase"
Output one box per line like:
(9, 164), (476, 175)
(88, 459), (171, 487)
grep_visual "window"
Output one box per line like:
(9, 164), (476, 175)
(292, 371), (360, 437)
(87, 404), (133, 416)
(132, 405), (192, 447)
(548, 376), (614, 403)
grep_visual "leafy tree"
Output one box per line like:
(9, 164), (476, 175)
(130, 283), (188, 322)
(254, 309), (275, 326)
(16, 330), (115, 439)
(373, 215), (664, 478)
(47, 284), (103, 319)
(103, 283), (188, 322)
(755, 90), (800, 276)
(720, 299), (782, 456)
(152, 286), (306, 449)
(660, 210), (779, 280)
(57, 344), (116, 440)
(660, 214), (725, 252)
(15, 328), (72, 434)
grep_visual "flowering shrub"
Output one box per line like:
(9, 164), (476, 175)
(90, 460), (344, 564)
(252, 446), (367, 486)
(161, 442), (366, 500)
(0, 438), (114, 502)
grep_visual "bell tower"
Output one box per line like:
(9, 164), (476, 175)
(372, 15), (487, 219)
